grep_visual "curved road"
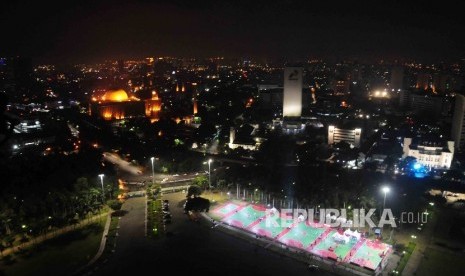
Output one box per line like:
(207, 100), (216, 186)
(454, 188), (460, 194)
(88, 192), (334, 276)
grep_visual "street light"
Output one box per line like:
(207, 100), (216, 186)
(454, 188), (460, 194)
(98, 174), (105, 202)
(150, 157), (155, 185)
(208, 159), (212, 189)
(382, 186), (390, 209)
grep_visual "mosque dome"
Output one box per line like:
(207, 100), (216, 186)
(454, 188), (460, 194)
(102, 89), (129, 102)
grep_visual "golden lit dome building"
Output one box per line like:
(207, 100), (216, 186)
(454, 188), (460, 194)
(145, 91), (162, 122)
(101, 89), (130, 102)
(89, 89), (161, 121)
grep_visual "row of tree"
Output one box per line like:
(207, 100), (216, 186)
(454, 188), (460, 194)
(0, 149), (118, 251)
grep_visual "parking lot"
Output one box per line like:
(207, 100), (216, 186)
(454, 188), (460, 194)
(92, 191), (333, 275)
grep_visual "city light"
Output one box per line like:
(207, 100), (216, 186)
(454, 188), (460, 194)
(208, 159), (213, 189)
(382, 186), (390, 209)
(150, 157), (155, 185)
(98, 174), (105, 202)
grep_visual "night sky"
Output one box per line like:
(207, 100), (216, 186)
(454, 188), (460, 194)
(1, 0), (465, 64)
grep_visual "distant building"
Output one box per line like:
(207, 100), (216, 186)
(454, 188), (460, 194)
(416, 73), (431, 90)
(451, 94), (465, 149)
(330, 79), (350, 95)
(259, 86), (312, 115)
(0, 57), (33, 102)
(14, 117), (42, 133)
(259, 88), (284, 109)
(410, 94), (444, 114)
(282, 120), (305, 135)
(193, 98), (198, 115)
(228, 126), (259, 150)
(283, 67), (303, 118)
(399, 90), (410, 107)
(145, 91), (162, 122)
(9, 134), (55, 154)
(402, 138), (454, 169)
(328, 125), (361, 148)
(390, 66), (404, 91)
(399, 91), (448, 115)
(258, 84), (281, 90)
(432, 74), (451, 94)
(89, 89), (161, 121)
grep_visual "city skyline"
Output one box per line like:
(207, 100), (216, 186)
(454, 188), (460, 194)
(2, 1), (465, 275)
(1, 0), (465, 64)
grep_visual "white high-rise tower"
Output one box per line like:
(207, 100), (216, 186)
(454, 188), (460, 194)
(283, 67), (303, 118)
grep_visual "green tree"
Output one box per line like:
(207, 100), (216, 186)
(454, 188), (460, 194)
(187, 185), (203, 198)
(192, 175), (208, 189)
(216, 179), (227, 189)
(107, 199), (123, 211)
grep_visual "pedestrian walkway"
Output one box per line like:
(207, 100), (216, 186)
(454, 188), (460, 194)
(73, 212), (112, 275)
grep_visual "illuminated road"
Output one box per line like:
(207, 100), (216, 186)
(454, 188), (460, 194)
(102, 152), (144, 175)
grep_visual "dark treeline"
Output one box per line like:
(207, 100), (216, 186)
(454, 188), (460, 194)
(0, 149), (114, 247)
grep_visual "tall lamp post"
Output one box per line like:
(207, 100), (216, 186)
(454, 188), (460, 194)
(98, 174), (105, 203)
(150, 157), (155, 185)
(382, 186), (390, 209)
(208, 159), (212, 189)
(381, 186), (390, 240)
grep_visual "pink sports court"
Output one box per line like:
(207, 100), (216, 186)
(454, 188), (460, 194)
(212, 201), (392, 272)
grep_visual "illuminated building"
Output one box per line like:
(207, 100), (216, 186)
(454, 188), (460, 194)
(175, 83), (186, 93)
(328, 125), (361, 148)
(14, 118), (42, 133)
(89, 89), (161, 121)
(402, 138), (454, 169)
(228, 126), (260, 150)
(371, 89), (390, 98)
(283, 67), (303, 118)
(193, 99), (198, 114)
(145, 91), (162, 122)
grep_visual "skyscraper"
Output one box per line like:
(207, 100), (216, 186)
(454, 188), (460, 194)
(451, 94), (465, 149)
(283, 67), (303, 118)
